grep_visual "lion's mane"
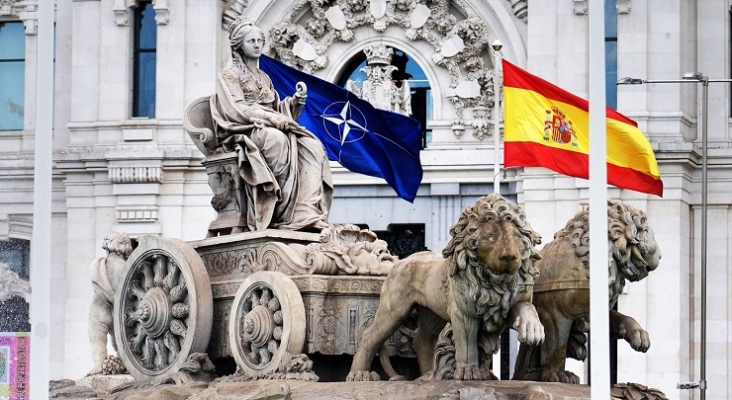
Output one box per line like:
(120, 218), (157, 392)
(550, 200), (655, 306)
(442, 194), (542, 330)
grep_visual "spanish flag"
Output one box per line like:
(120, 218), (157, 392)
(502, 60), (663, 197)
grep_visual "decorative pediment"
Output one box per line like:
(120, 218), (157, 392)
(224, 0), (511, 139)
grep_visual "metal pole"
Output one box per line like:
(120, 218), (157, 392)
(699, 77), (708, 400)
(492, 42), (503, 194)
(617, 75), (732, 397)
(588, 0), (610, 397)
(30, 0), (54, 398)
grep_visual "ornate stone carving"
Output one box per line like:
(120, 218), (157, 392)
(507, 0), (528, 22)
(513, 201), (662, 384)
(0, 0), (21, 17)
(108, 166), (162, 183)
(258, 224), (397, 276)
(113, 0), (131, 26)
(617, 0), (631, 14)
(86, 231), (133, 376)
(573, 0), (588, 15)
(113, 237), (213, 381)
(223, 0), (249, 31)
(347, 44), (413, 116)
(348, 194), (544, 381)
(153, 0), (170, 25)
(0, 261), (30, 303)
(611, 383), (669, 400)
(223, 0), (502, 140)
(201, 248), (257, 278)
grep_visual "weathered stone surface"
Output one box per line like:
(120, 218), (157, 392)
(348, 194), (544, 381)
(49, 379), (77, 392)
(50, 378), (679, 400)
(75, 374), (135, 395)
(49, 383), (98, 399)
(203, 380), (591, 400)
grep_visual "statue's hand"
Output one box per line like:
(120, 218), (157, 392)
(268, 114), (293, 130)
(294, 82), (307, 106)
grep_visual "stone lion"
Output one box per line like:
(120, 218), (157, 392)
(512, 200), (662, 383)
(87, 231), (133, 376)
(347, 194), (545, 381)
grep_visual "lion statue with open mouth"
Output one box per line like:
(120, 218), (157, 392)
(348, 193), (545, 381)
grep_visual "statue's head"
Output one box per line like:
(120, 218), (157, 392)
(102, 231), (133, 259)
(228, 16), (264, 54)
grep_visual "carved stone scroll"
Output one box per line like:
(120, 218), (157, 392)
(257, 224), (397, 276)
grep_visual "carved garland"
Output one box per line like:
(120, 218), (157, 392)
(224, 0), (523, 140)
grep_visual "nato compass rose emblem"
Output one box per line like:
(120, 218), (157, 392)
(320, 101), (370, 159)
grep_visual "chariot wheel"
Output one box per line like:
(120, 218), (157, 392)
(114, 237), (213, 381)
(228, 271), (305, 377)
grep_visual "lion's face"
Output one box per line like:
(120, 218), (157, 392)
(634, 225), (662, 281)
(475, 220), (524, 281)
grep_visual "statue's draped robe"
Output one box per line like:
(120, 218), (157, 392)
(210, 62), (332, 231)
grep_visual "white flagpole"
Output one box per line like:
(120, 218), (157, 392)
(30, 0), (54, 398)
(491, 40), (503, 377)
(492, 40), (503, 194)
(588, 0), (610, 398)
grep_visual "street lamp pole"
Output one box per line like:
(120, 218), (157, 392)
(617, 74), (732, 400)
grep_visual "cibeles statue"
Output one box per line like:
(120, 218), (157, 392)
(195, 16), (333, 235)
(87, 231), (132, 376)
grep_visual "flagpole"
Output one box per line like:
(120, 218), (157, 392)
(492, 40), (503, 194)
(588, 0), (610, 398)
(30, 0), (54, 398)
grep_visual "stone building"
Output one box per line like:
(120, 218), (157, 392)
(0, 0), (730, 398)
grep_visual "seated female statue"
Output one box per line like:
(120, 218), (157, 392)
(211, 17), (332, 232)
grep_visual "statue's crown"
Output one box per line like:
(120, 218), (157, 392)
(228, 15), (255, 36)
(363, 44), (393, 65)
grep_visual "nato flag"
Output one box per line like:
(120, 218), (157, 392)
(259, 55), (423, 202)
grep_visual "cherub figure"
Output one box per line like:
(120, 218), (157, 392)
(86, 231), (133, 376)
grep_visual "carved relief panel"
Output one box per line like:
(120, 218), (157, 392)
(224, 0), (528, 140)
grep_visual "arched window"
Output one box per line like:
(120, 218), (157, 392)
(338, 49), (432, 148)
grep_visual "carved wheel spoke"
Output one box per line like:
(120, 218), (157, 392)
(229, 271), (305, 378)
(115, 238), (212, 381)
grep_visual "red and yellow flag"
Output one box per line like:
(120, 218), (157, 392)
(502, 60), (663, 197)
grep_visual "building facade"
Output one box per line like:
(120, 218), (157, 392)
(0, 0), (730, 398)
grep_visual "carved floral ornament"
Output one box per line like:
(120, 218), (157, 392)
(0, 0), (40, 34)
(223, 0), (527, 140)
(0, 0), (21, 16)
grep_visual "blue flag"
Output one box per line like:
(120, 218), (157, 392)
(259, 55), (423, 202)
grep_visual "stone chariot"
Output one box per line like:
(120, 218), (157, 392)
(111, 98), (408, 382)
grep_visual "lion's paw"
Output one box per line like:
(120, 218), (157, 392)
(540, 370), (580, 384)
(626, 328), (650, 352)
(346, 370), (381, 381)
(513, 313), (545, 345)
(616, 319), (651, 352)
(453, 363), (483, 380)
